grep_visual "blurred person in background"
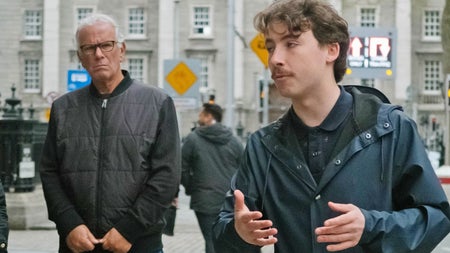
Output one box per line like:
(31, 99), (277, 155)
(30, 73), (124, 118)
(181, 103), (243, 253)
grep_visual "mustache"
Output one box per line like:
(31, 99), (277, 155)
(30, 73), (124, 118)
(271, 67), (291, 79)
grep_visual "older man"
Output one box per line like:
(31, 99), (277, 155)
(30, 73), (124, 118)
(40, 13), (180, 253)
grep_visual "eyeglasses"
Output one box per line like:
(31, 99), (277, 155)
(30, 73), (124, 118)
(79, 41), (119, 55)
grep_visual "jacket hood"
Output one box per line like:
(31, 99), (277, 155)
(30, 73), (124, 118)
(195, 123), (233, 144)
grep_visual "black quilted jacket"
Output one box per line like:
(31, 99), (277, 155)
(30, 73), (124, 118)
(40, 71), (181, 253)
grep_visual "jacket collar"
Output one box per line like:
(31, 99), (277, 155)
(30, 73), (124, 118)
(290, 86), (353, 139)
(259, 86), (399, 191)
(269, 85), (393, 145)
(89, 70), (132, 98)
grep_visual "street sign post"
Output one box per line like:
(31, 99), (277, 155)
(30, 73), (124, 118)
(250, 33), (269, 69)
(251, 33), (270, 125)
(163, 59), (201, 111)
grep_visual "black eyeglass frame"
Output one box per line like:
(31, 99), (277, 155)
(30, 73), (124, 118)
(78, 41), (120, 55)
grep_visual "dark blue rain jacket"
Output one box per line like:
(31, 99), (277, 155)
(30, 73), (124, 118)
(213, 86), (450, 253)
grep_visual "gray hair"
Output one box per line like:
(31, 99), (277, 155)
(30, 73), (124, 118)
(75, 13), (124, 48)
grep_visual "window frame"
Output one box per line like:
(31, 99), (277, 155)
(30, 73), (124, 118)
(190, 5), (213, 38)
(188, 53), (214, 104)
(358, 6), (378, 28)
(422, 60), (442, 95)
(125, 56), (148, 82)
(127, 7), (147, 39)
(74, 6), (95, 26)
(197, 56), (210, 90)
(422, 8), (441, 42)
(23, 9), (43, 40)
(23, 59), (41, 93)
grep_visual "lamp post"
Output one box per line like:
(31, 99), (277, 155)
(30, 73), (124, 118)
(445, 75), (450, 165)
(173, 0), (180, 59)
(235, 101), (245, 141)
(225, 0), (235, 128)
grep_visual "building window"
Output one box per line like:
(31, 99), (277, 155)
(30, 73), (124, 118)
(423, 60), (441, 93)
(128, 8), (146, 38)
(24, 59), (40, 92)
(76, 8), (93, 23)
(359, 8), (376, 27)
(24, 10), (42, 39)
(128, 58), (145, 82)
(192, 6), (211, 36)
(361, 78), (375, 88)
(423, 10), (441, 41)
(188, 55), (212, 103)
(199, 58), (209, 90)
(192, 56), (209, 90)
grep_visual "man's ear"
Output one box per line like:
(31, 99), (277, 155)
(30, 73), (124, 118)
(120, 42), (126, 62)
(326, 42), (340, 63)
(205, 113), (215, 125)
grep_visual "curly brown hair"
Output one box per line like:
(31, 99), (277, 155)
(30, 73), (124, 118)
(254, 0), (349, 83)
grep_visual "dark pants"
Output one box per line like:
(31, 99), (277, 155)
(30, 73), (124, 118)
(195, 211), (217, 253)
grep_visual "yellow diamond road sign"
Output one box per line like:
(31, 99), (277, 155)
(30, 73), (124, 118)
(250, 33), (269, 68)
(165, 61), (197, 95)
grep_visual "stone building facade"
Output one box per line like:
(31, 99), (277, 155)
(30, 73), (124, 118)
(0, 0), (446, 154)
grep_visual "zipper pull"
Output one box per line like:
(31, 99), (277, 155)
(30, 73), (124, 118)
(102, 99), (108, 109)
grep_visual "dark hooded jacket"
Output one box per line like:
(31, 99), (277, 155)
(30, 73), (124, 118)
(181, 123), (243, 214)
(40, 71), (181, 253)
(213, 86), (450, 253)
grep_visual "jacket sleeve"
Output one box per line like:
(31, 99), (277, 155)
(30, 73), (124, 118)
(212, 135), (262, 253)
(359, 111), (450, 252)
(114, 96), (181, 243)
(39, 104), (85, 240)
(0, 183), (8, 253)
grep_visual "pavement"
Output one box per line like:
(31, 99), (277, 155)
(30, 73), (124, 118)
(7, 188), (274, 253)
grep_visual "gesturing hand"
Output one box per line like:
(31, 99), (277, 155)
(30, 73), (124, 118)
(315, 201), (365, 252)
(66, 224), (100, 253)
(233, 190), (278, 246)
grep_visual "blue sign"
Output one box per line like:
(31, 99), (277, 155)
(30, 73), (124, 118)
(67, 69), (91, 92)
